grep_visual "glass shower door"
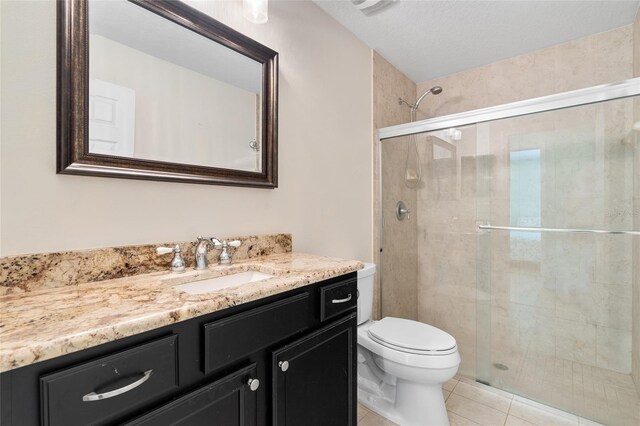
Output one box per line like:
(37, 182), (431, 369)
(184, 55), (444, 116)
(475, 96), (639, 425)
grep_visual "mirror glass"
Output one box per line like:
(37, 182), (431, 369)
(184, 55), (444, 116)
(88, 0), (264, 172)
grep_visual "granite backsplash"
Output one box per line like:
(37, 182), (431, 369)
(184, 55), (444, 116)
(0, 233), (292, 294)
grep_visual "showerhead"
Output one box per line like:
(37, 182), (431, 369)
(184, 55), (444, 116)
(411, 86), (444, 120)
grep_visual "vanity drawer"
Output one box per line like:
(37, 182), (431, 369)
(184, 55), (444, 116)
(320, 279), (357, 321)
(40, 335), (178, 426)
(204, 293), (310, 374)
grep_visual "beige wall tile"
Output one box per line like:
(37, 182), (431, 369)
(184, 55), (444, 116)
(417, 26), (634, 117)
(596, 326), (632, 373)
(555, 319), (597, 366)
(374, 52), (418, 321)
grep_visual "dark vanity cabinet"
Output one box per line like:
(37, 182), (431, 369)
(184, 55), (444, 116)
(0, 272), (357, 426)
(272, 315), (355, 426)
(124, 364), (259, 426)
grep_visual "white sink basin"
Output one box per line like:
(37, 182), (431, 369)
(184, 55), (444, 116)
(173, 271), (274, 295)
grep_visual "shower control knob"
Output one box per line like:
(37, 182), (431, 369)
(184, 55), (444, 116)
(279, 360), (289, 372)
(396, 201), (410, 221)
(247, 378), (260, 391)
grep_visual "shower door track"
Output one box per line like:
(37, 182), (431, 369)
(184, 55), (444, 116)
(478, 224), (640, 236)
(378, 77), (640, 140)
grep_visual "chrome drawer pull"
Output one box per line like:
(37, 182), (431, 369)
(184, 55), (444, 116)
(331, 294), (352, 304)
(82, 370), (153, 402)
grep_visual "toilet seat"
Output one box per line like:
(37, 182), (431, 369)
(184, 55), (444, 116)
(358, 321), (460, 370)
(368, 317), (457, 355)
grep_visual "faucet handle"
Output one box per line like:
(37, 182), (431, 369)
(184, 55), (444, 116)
(156, 244), (186, 273)
(218, 240), (241, 265)
(156, 246), (175, 255)
(211, 238), (223, 249)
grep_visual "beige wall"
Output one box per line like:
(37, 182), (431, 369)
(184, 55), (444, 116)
(372, 52), (417, 320)
(0, 0), (373, 262)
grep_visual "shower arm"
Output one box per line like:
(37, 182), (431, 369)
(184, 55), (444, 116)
(398, 86), (442, 122)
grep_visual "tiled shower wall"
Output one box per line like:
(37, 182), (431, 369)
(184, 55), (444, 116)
(411, 26), (635, 378)
(373, 52), (418, 320)
(415, 26), (634, 120)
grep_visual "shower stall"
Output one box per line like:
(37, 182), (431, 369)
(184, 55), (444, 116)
(377, 78), (640, 425)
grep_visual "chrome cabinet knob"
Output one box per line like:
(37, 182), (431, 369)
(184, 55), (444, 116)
(247, 378), (260, 392)
(278, 360), (289, 372)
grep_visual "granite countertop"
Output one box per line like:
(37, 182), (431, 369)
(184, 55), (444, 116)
(0, 253), (363, 373)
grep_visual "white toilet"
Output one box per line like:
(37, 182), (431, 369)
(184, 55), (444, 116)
(357, 263), (460, 426)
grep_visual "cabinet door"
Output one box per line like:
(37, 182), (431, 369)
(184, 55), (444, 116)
(272, 313), (356, 426)
(125, 364), (258, 426)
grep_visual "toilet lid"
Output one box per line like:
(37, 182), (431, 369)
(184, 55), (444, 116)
(368, 317), (457, 353)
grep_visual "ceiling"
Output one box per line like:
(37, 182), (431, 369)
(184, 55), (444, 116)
(313, 0), (640, 83)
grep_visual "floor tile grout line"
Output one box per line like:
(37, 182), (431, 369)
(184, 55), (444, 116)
(449, 408), (482, 426)
(448, 391), (513, 423)
(453, 379), (515, 414)
(506, 397), (514, 418)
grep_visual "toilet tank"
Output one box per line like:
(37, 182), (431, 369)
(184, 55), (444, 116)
(357, 263), (376, 325)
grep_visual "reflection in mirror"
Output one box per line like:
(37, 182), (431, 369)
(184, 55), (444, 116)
(88, 0), (264, 172)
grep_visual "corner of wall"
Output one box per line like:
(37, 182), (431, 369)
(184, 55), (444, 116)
(372, 50), (419, 321)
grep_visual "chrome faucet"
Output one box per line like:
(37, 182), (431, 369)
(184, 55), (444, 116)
(195, 236), (243, 268)
(195, 236), (221, 270)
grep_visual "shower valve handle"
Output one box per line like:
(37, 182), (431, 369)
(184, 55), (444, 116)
(396, 201), (410, 221)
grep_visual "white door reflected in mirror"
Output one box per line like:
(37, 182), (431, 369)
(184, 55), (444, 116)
(89, 79), (136, 157)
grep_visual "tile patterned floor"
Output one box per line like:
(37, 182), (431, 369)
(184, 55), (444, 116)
(489, 353), (640, 426)
(357, 375), (613, 426)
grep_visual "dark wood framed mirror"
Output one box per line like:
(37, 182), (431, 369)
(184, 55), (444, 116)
(57, 0), (278, 188)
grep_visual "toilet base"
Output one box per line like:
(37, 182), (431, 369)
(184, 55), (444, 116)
(358, 379), (450, 426)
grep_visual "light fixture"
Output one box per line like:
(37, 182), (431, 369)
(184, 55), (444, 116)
(243, 0), (268, 24)
(350, 0), (396, 16)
